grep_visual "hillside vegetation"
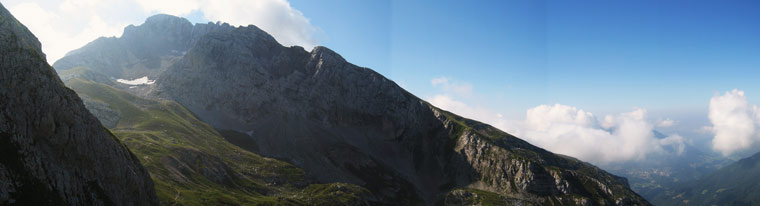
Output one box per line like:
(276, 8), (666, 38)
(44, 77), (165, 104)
(63, 71), (371, 205)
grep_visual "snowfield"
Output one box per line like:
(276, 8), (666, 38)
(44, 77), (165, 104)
(116, 76), (155, 85)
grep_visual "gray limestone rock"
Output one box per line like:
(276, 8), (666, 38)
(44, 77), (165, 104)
(0, 3), (158, 205)
(152, 22), (650, 205)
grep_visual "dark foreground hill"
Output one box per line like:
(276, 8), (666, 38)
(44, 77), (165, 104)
(55, 14), (651, 205)
(0, 3), (157, 205)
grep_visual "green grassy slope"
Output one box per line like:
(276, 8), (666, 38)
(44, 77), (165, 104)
(65, 76), (371, 206)
(440, 188), (540, 206)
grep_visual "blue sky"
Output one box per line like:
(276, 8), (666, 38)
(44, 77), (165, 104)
(288, 0), (760, 160)
(290, 0), (760, 116)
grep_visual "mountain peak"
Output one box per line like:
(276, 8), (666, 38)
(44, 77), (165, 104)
(122, 14), (193, 40)
(144, 13), (191, 25)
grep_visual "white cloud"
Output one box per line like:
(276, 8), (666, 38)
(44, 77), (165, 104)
(657, 118), (676, 127)
(708, 89), (760, 156)
(5, 0), (319, 63)
(8, 0), (138, 63)
(520, 105), (683, 164)
(427, 77), (517, 132)
(660, 134), (686, 155)
(426, 78), (685, 165)
(428, 94), (520, 133)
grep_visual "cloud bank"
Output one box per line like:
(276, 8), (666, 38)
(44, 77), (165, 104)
(520, 104), (685, 164)
(6, 0), (318, 63)
(709, 89), (760, 156)
(427, 77), (685, 165)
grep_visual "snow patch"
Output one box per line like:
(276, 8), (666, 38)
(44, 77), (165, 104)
(116, 76), (155, 85)
(245, 130), (254, 137)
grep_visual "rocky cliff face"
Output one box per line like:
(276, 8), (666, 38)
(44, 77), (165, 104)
(0, 3), (158, 205)
(55, 14), (651, 205)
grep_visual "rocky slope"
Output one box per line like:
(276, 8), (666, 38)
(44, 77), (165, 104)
(0, 3), (157, 205)
(55, 14), (651, 205)
(651, 151), (760, 205)
(60, 69), (374, 205)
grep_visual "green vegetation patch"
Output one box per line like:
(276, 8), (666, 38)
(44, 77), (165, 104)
(443, 188), (536, 206)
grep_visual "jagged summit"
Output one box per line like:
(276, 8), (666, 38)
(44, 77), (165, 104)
(123, 13), (193, 36)
(53, 14), (286, 81)
(145, 13), (192, 25)
(121, 14), (194, 57)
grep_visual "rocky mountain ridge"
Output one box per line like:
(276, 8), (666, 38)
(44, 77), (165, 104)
(54, 14), (236, 81)
(55, 14), (651, 205)
(0, 3), (157, 205)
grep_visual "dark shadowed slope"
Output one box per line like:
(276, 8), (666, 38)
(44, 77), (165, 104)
(55, 14), (650, 205)
(0, 3), (157, 205)
(60, 69), (374, 205)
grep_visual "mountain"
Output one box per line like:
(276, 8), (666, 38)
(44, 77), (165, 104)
(0, 3), (157, 205)
(54, 14), (234, 81)
(55, 14), (650, 205)
(59, 68), (373, 205)
(651, 151), (760, 205)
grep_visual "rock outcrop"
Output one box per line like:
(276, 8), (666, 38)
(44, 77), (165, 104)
(55, 14), (651, 205)
(0, 3), (158, 205)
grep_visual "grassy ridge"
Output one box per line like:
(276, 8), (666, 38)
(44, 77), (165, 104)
(65, 77), (370, 205)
